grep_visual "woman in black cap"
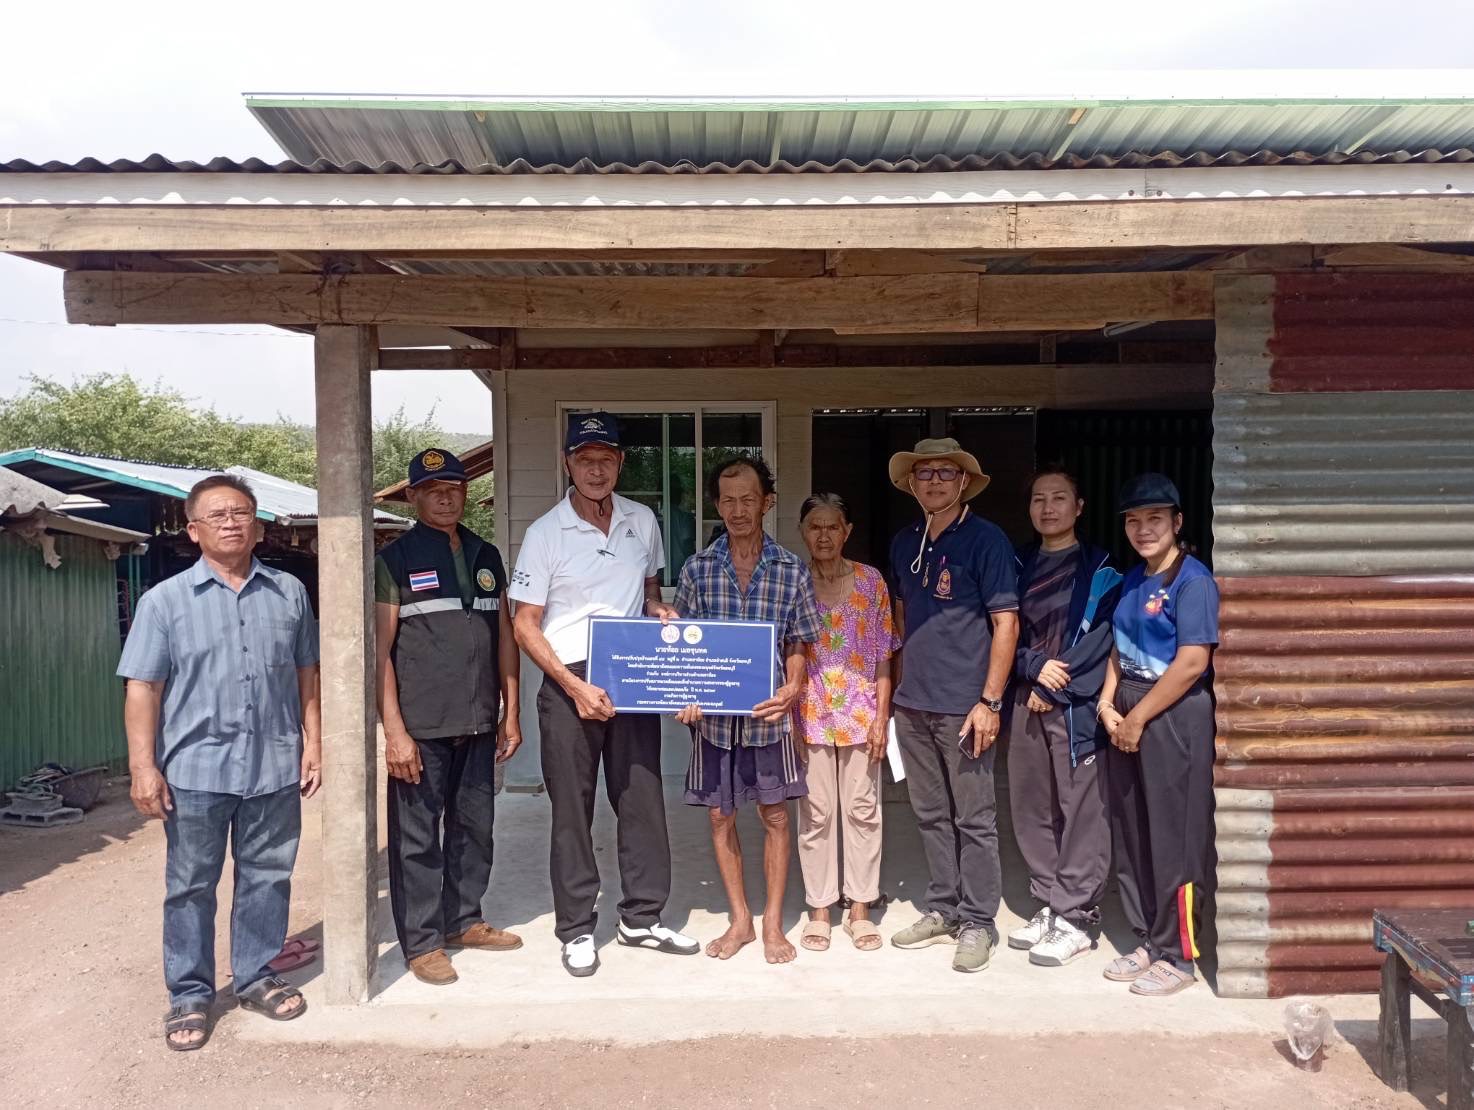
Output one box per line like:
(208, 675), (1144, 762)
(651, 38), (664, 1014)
(1097, 472), (1219, 997)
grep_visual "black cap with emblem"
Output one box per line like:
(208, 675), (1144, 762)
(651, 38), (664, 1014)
(408, 447), (469, 487)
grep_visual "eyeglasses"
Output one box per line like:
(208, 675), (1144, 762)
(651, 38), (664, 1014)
(913, 466), (962, 482)
(193, 508), (255, 526)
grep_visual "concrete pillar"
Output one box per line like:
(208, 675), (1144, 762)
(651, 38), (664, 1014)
(314, 324), (378, 1004)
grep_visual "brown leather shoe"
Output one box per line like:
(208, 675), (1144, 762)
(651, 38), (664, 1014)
(446, 922), (524, 951)
(406, 949), (458, 985)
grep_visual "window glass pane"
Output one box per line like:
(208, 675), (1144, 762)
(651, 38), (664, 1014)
(700, 412), (764, 547)
(611, 412), (695, 586)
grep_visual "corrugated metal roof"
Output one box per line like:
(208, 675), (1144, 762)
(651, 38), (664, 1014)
(5, 148), (1473, 176)
(242, 95), (1474, 171)
(0, 465), (66, 516)
(0, 449), (407, 527)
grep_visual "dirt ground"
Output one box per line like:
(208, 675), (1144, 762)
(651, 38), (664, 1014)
(0, 781), (1453, 1109)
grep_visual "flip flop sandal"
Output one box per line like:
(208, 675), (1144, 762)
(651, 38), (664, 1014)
(237, 975), (308, 1021)
(281, 937), (321, 954)
(163, 1006), (211, 1052)
(844, 919), (883, 952)
(1129, 961), (1198, 997)
(800, 919), (832, 951)
(267, 947), (316, 974)
(1103, 946), (1154, 982)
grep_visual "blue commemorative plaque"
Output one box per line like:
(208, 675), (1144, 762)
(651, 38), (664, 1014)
(585, 617), (777, 715)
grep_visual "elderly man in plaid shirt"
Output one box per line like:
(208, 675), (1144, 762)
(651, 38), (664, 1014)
(674, 454), (822, 964)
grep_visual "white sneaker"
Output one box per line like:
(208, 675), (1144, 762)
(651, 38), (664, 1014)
(1007, 907), (1052, 950)
(1028, 917), (1094, 966)
(561, 934), (600, 978)
(617, 920), (700, 956)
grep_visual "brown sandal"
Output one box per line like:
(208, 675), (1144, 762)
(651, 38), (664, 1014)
(800, 918), (832, 951)
(844, 919), (883, 952)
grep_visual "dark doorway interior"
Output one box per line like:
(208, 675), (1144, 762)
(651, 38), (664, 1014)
(811, 407), (1213, 572)
(1035, 409), (1214, 569)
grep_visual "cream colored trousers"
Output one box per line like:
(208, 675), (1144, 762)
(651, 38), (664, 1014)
(797, 743), (883, 907)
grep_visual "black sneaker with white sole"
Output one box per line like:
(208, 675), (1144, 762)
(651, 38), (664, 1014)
(561, 934), (600, 977)
(616, 920), (700, 955)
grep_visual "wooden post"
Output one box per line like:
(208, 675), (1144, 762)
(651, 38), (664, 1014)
(1379, 951), (1413, 1092)
(314, 324), (379, 1004)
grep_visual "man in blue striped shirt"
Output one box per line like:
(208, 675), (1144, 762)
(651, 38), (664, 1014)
(674, 455), (822, 965)
(119, 475), (320, 1051)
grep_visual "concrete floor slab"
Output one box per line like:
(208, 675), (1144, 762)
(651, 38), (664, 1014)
(242, 780), (1382, 1049)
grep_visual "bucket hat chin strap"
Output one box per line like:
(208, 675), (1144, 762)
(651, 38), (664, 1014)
(908, 478), (967, 575)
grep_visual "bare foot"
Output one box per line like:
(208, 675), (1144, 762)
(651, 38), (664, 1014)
(764, 925), (797, 964)
(706, 919), (756, 959)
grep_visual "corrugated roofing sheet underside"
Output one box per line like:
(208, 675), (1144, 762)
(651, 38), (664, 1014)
(244, 102), (1474, 170)
(4, 149), (1473, 177)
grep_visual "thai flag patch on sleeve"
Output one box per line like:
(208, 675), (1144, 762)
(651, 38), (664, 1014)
(408, 570), (440, 592)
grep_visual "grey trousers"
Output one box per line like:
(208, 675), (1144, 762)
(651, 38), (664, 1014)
(894, 705), (1002, 934)
(1006, 687), (1110, 928)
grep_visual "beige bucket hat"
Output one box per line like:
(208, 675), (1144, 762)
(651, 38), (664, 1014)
(888, 437), (990, 500)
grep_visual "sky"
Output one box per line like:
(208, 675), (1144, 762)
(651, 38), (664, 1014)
(3, 0), (1472, 433)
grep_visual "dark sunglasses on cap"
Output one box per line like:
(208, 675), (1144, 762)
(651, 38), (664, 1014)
(913, 465), (963, 482)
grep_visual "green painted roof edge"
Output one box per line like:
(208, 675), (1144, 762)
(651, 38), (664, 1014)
(243, 94), (1474, 114)
(0, 449), (278, 522)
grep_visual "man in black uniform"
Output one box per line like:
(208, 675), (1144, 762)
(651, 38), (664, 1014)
(375, 448), (523, 986)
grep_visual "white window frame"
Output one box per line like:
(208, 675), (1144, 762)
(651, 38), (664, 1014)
(555, 401), (778, 589)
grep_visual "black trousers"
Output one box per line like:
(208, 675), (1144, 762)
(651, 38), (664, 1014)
(1006, 687), (1110, 928)
(538, 664), (671, 943)
(1107, 676), (1216, 971)
(387, 733), (497, 961)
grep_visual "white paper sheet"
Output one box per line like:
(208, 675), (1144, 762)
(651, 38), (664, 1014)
(886, 717), (905, 782)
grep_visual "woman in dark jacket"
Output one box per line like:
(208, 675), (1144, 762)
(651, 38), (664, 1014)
(1005, 467), (1121, 967)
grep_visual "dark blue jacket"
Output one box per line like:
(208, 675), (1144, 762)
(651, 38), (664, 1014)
(1009, 542), (1122, 765)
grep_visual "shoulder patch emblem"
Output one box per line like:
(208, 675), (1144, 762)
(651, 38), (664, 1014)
(421, 450), (445, 471)
(477, 567), (495, 591)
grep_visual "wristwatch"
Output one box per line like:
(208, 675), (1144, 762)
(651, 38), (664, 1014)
(980, 695), (1004, 714)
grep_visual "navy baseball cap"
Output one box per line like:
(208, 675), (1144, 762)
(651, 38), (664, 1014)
(408, 447), (469, 487)
(1118, 472), (1182, 513)
(565, 411), (622, 455)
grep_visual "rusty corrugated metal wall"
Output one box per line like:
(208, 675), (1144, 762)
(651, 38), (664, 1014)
(0, 531), (124, 790)
(1212, 272), (1474, 997)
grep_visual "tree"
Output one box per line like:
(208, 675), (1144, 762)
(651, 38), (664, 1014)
(372, 405), (494, 538)
(0, 373), (316, 484)
(0, 373), (496, 538)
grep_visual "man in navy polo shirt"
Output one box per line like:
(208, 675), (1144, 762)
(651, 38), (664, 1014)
(886, 438), (1019, 974)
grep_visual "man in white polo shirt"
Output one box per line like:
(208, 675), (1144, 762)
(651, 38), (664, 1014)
(510, 411), (700, 977)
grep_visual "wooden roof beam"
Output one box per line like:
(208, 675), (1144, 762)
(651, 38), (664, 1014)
(63, 270), (1215, 334)
(10, 196), (1474, 254)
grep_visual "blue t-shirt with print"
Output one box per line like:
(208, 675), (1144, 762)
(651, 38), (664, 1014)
(1112, 553), (1219, 680)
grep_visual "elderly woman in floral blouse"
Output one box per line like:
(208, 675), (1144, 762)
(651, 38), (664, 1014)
(795, 493), (899, 953)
